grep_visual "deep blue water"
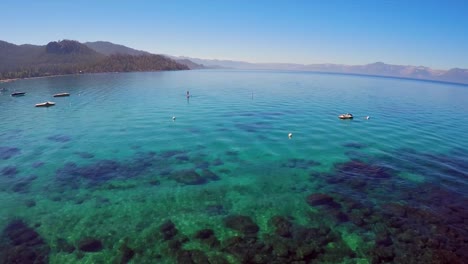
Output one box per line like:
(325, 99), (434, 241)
(0, 70), (467, 263)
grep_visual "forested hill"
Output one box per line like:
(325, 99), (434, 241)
(84, 41), (206, 69)
(84, 41), (150, 56)
(87, 54), (188, 72)
(0, 40), (189, 80)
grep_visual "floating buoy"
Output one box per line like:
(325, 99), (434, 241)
(288, 133), (293, 138)
(366, 116), (370, 120)
(172, 116), (176, 121)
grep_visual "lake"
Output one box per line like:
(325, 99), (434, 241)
(0, 70), (467, 263)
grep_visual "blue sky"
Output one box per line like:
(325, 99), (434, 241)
(1, 0), (467, 69)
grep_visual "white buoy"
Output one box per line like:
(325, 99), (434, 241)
(366, 116), (370, 120)
(288, 133), (293, 138)
(172, 116), (176, 121)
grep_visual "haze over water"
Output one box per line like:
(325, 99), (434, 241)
(0, 70), (467, 263)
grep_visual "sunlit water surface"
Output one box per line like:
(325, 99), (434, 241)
(0, 70), (467, 263)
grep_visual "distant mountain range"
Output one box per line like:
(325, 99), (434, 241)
(172, 56), (468, 85)
(1, 39), (467, 85)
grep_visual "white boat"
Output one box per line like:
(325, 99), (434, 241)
(35, 101), (55, 107)
(53, 93), (70, 97)
(339, 113), (353, 119)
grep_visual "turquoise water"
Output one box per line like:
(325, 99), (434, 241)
(0, 70), (467, 263)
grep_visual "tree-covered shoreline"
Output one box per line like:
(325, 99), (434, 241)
(0, 40), (190, 80)
(0, 54), (189, 80)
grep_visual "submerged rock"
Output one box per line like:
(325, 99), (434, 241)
(194, 229), (220, 248)
(171, 170), (207, 185)
(31, 161), (45, 168)
(0, 220), (50, 264)
(335, 160), (393, 179)
(77, 237), (103, 252)
(159, 220), (178, 241)
(119, 243), (135, 264)
(208, 254), (230, 264)
(269, 216), (293, 238)
(160, 149), (186, 158)
(11, 175), (37, 193)
(205, 204), (227, 216)
(306, 193), (340, 208)
(215, 212), (358, 263)
(201, 169), (220, 181)
(1, 166), (18, 177)
(225, 150), (238, 157)
(0, 146), (21, 160)
(176, 249), (210, 264)
(174, 154), (190, 162)
(222, 236), (266, 262)
(24, 199), (36, 207)
(56, 160), (120, 183)
(212, 158), (224, 166)
(223, 215), (259, 235)
(56, 238), (75, 253)
(343, 142), (368, 149)
(194, 229), (214, 239)
(196, 161), (210, 170)
(74, 151), (95, 159)
(236, 122), (272, 133)
(282, 158), (321, 169)
(55, 152), (158, 187)
(47, 134), (71, 143)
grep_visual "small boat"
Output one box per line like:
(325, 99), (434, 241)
(35, 101), (55, 107)
(53, 93), (70, 97)
(339, 113), (353, 119)
(11, 92), (26, 96)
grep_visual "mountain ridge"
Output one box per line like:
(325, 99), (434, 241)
(2, 39), (468, 85)
(172, 56), (468, 85)
(0, 40), (189, 80)
(84, 41), (206, 69)
(84, 41), (151, 56)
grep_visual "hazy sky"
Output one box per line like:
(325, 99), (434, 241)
(1, 0), (467, 69)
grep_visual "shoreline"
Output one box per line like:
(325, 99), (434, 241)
(0, 69), (191, 84)
(0, 74), (74, 84)
(0, 78), (18, 83)
(1, 69), (467, 87)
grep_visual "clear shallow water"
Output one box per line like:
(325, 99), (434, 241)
(0, 70), (467, 263)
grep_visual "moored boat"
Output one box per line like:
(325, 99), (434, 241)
(53, 93), (70, 97)
(339, 113), (353, 119)
(11, 92), (26, 96)
(35, 101), (55, 107)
